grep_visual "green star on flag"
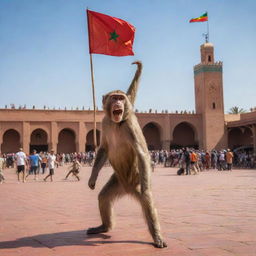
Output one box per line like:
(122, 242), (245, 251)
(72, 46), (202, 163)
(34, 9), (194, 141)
(87, 9), (135, 56)
(109, 31), (119, 42)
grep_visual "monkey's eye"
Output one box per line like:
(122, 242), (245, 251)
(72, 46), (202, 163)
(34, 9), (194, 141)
(118, 95), (125, 101)
(112, 96), (118, 101)
(111, 95), (125, 101)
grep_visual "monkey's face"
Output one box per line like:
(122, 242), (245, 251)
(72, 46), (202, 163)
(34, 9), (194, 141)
(110, 94), (125, 123)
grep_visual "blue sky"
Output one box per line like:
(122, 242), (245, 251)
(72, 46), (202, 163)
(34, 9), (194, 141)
(0, 0), (255, 113)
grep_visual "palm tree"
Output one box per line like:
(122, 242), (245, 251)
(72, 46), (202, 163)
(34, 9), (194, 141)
(228, 106), (247, 114)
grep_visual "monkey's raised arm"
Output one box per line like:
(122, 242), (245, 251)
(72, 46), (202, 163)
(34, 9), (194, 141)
(88, 146), (108, 190)
(126, 61), (142, 106)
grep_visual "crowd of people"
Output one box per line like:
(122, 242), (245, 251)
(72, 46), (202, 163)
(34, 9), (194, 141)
(0, 146), (255, 184)
(150, 148), (256, 174)
(3, 151), (96, 169)
(0, 148), (96, 183)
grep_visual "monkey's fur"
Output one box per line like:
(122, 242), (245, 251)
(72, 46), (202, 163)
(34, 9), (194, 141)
(87, 62), (167, 248)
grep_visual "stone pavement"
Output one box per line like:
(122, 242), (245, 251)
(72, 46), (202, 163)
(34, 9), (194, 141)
(0, 165), (256, 256)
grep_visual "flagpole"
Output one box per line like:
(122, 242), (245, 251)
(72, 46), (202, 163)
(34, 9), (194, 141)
(89, 53), (97, 151)
(206, 11), (209, 42)
(87, 9), (97, 151)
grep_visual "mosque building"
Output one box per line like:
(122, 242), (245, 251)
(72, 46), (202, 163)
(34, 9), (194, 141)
(1, 42), (256, 154)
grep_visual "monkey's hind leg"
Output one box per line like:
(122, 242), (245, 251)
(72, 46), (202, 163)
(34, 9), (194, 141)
(87, 174), (124, 234)
(134, 190), (167, 248)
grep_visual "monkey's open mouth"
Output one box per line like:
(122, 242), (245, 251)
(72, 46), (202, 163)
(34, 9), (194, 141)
(113, 109), (123, 116)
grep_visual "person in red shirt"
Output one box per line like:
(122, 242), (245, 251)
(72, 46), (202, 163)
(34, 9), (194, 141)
(190, 150), (199, 174)
(226, 149), (234, 171)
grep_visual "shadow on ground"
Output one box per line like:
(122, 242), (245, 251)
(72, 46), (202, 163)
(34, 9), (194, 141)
(0, 230), (152, 249)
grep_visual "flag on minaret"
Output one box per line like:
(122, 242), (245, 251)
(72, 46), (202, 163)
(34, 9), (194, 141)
(87, 10), (135, 56)
(189, 12), (208, 23)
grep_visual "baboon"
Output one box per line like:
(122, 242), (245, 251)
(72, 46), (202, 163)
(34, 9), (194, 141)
(87, 61), (167, 248)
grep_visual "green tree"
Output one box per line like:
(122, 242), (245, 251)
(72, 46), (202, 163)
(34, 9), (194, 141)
(228, 106), (247, 114)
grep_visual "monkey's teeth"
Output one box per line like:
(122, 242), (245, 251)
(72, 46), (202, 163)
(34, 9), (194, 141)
(113, 110), (123, 115)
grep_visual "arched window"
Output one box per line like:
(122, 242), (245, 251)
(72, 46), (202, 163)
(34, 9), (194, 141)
(30, 129), (48, 153)
(171, 122), (198, 149)
(142, 123), (161, 150)
(1, 129), (21, 153)
(57, 129), (76, 153)
(86, 130), (101, 151)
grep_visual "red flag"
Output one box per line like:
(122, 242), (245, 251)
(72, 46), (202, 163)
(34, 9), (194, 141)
(87, 10), (135, 56)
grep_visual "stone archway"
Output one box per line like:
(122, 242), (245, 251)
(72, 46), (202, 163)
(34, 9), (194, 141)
(228, 127), (253, 150)
(57, 129), (76, 153)
(171, 122), (198, 149)
(30, 129), (48, 153)
(1, 129), (21, 153)
(142, 122), (161, 150)
(86, 130), (101, 151)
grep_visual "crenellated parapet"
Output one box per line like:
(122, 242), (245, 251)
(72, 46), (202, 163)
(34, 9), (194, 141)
(194, 62), (223, 76)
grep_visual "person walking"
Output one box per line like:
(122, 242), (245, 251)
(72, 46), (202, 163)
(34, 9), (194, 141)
(218, 151), (226, 171)
(184, 148), (191, 175)
(26, 150), (41, 180)
(211, 150), (218, 170)
(190, 150), (198, 174)
(44, 149), (57, 182)
(205, 151), (211, 170)
(15, 148), (27, 183)
(64, 159), (81, 181)
(0, 152), (5, 184)
(226, 149), (234, 171)
(40, 152), (47, 174)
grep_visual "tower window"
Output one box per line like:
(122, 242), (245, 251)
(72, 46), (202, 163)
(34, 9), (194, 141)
(212, 102), (216, 109)
(208, 55), (212, 62)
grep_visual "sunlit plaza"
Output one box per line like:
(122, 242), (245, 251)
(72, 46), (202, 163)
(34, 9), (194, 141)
(1, 1), (256, 256)
(0, 166), (256, 256)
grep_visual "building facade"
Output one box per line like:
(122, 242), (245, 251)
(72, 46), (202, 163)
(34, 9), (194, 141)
(1, 43), (256, 154)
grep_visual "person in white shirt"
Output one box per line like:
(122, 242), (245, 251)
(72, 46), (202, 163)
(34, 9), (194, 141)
(15, 148), (27, 183)
(44, 149), (57, 182)
(0, 152), (5, 184)
(218, 151), (226, 171)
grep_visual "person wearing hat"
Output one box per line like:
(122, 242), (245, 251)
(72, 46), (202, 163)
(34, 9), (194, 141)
(44, 149), (58, 182)
(15, 148), (27, 183)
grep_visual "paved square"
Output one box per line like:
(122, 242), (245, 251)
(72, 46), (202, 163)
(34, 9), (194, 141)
(0, 166), (256, 256)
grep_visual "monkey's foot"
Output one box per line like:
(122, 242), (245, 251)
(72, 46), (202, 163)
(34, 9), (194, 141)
(87, 225), (109, 234)
(154, 237), (168, 248)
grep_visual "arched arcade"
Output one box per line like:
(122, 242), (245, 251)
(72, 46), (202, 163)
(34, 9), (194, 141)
(1, 129), (21, 153)
(86, 130), (101, 151)
(228, 127), (253, 150)
(57, 128), (76, 153)
(171, 122), (198, 149)
(30, 129), (48, 153)
(142, 122), (162, 150)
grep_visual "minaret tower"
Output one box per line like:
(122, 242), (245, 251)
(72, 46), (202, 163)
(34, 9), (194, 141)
(194, 42), (226, 150)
